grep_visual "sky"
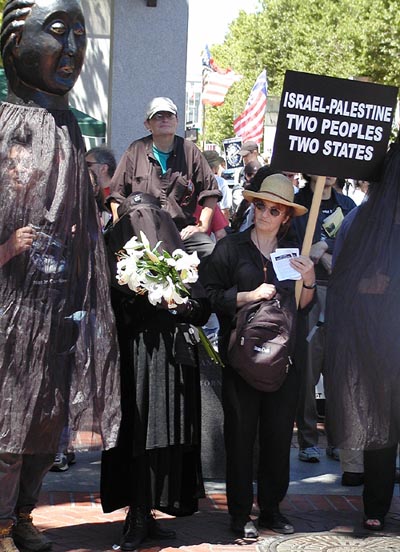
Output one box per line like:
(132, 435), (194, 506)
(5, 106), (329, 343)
(186, 0), (260, 80)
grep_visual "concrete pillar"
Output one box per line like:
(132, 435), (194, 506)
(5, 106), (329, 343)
(108, 0), (189, 159)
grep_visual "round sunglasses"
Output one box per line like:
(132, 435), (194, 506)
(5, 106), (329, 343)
(253, 200), (283, 217)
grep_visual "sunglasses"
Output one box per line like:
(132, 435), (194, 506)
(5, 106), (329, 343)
(151, 112), (176, 121)
(253, 200), (283, 217)
(86, 161), (102, 167)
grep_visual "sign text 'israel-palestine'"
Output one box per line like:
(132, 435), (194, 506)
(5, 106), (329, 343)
(271, 71), (398, 180)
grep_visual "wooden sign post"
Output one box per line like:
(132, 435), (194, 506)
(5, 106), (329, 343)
(295, 175), (326, 305)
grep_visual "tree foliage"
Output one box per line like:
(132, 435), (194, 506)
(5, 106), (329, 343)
(205, 0), (400, 146)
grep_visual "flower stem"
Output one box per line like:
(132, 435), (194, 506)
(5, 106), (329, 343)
(197, 327), (224, 367)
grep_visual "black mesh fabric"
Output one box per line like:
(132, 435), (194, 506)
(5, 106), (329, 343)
(325, 138), (400, 450)
(0, 102), (120, 454)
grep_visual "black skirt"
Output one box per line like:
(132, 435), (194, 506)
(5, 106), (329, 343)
(101, 291), (205, 515)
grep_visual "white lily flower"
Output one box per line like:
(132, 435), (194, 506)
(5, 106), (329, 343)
(147, 282), (166, 305)
(139, 231), (150, 248)
(144, 248), (160, 263)
(180, 267), (198, 284)
(173, 250), (200, 272)
(171, 248), (187, 258)
(162, 276), (188, 307)
(123, 236), (142, 252)
(165, 257), (177, 267)
(126, 269), (144, 292)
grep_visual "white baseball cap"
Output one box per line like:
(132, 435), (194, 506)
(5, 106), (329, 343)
(145, 97), (178, 120)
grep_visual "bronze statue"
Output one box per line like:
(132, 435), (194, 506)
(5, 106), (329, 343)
(0, 2), (120, 551)
(1, 0), (86, 108)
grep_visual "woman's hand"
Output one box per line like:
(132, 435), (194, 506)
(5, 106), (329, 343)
(237, 283), (276, 307)
(0, 226), (37, 267)
(290, 255), (315, 285)
(252, 283), (277, 301)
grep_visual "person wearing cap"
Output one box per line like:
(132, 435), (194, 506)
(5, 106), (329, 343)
(205, 174), (315, 538)
(238, 141), (262, 165)
(107, 97), (221, 266)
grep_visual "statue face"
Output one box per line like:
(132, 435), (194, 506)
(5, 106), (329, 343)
(12, 0), (86, 96)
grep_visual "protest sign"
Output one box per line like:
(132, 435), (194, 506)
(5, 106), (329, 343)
(271, 70), (398, 181)
(223, 137), (243, 169)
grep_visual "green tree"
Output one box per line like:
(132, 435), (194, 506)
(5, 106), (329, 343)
(205, 0), (400, 146)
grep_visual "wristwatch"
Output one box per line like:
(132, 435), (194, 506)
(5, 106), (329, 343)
(303, 282), (317, 290)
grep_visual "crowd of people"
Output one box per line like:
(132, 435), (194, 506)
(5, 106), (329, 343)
(0, 1), (399, 551)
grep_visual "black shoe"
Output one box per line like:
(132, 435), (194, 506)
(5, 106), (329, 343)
(120, 507), (148, 551)
(147, 516), (176, 540)
(258, 509), (294, 535)
(230, 515), (259, 538)
(363, 516), (385, 531)
(341, 471), (364, 486)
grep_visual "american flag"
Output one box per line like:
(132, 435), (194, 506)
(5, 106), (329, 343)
(233, 70), (268, 144)
(201, 45), (242, 107)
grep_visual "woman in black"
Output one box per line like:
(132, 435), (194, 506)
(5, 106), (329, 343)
(205, 174), (315, 538)
(324, 138), (400, 531)
(101, 194), (211, 551)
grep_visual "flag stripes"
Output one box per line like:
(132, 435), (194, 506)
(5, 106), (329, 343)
(202, 69), (242, 107)
(201, 45), (242, 107)
(233, 70), (268, 144)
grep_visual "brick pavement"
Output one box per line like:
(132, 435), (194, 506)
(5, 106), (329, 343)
(33, 489), (400, 552)
(30, 426), (400, 552)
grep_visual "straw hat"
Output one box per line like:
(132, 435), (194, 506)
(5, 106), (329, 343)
(243, 173), (308, 217)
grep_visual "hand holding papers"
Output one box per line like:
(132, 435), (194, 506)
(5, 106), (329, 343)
(271, 248), (301, 281)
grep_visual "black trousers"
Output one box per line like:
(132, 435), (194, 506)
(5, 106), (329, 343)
(222, 366), (299, 516)
(363, 444), (397, 519)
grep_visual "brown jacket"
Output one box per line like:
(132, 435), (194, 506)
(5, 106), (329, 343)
(108, 135), (221, 230)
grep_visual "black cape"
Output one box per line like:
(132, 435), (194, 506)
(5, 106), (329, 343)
(324, 139), (400, 450)
(0, 102), (120, 454)
(101, 193), (209, 515)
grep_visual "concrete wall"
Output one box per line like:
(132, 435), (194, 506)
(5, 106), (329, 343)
(108, 0), (189, 159)
(71, 0), (189, 161)
(71, 0), (111, 126)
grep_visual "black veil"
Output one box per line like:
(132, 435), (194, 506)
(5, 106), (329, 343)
(324, 136), (400, 450)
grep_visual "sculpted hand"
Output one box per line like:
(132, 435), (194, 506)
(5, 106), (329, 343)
(0, 226), (37, 267)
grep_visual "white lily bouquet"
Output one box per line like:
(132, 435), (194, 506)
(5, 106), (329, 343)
(116, 231), (199, 307)
(116, 231), (223, 366)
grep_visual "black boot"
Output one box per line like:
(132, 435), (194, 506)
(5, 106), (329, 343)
(146, 513), (176, 540)
(120, 507), (149, 551)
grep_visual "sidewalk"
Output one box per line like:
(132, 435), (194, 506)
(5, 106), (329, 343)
(36, 429), (400, 552)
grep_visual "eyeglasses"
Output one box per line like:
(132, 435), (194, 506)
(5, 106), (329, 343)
(253, 200), (283, 217)
(151, 112), (176, 121)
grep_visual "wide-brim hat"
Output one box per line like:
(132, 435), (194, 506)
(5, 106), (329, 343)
(243, 173), (308, 217)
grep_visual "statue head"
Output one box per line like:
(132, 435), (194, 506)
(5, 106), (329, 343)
(1, 0), (86, 107)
